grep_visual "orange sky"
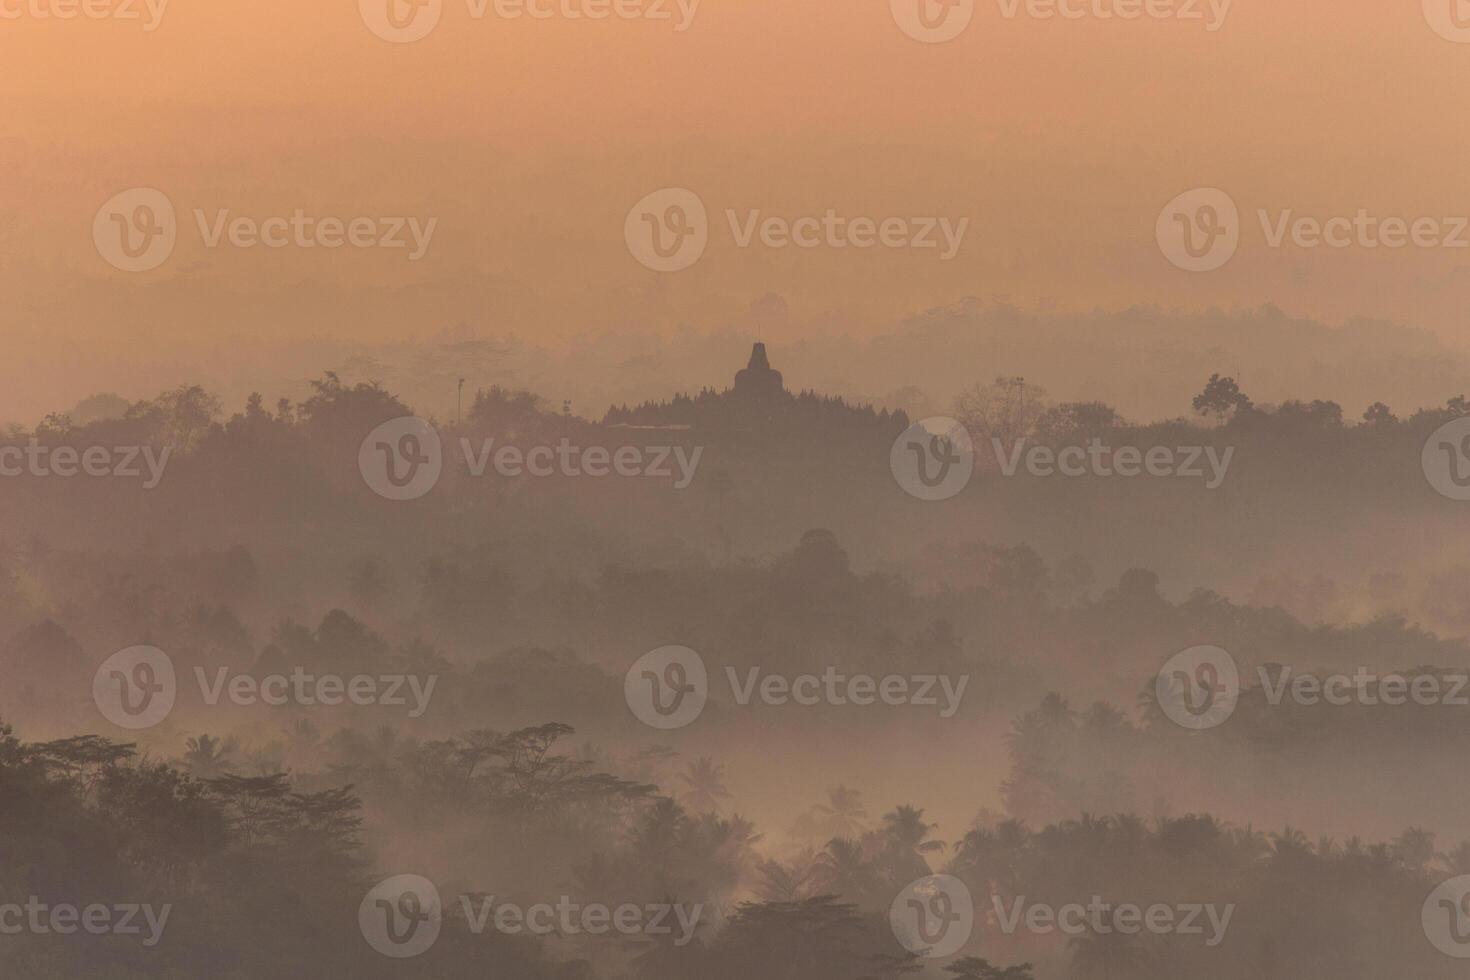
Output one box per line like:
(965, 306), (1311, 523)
(3, 0), (1470, 419)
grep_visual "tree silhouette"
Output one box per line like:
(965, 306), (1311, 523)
(679, 757), (733, 813)
(182, 733), (238, 779)
(945, 957), (1035, 980)
(1192, 373), (1252, 423)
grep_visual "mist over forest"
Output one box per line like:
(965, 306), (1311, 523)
(8, 301), (1469, 433)
(11, 0), (1470, 971)
(6, 339), (1470, 978)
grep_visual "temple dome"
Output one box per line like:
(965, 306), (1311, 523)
(733, 342), (784, 398)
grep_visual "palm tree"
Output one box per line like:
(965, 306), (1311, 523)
(1394, 827), (1437, 873)
(1110, 813), (1147, 855)
(1071, 813), (1115, 856)
(679, 757), (732, 813)
(756, 855), (818, 902)
(814, 837), (877, 901)
(181, 734), (237, 779)
(815, 784), (868, 838)
(1228, 823), (1269, 865)
(631, 797), (688, 867)
(1268, 825), (1311, 865)
(882, 805), (947, 861)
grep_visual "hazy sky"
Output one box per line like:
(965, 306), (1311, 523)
(4, 0), (1470, 419)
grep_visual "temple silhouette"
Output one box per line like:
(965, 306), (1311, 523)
(603, 342), (907, 438)
(732, 342), (784, 400)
